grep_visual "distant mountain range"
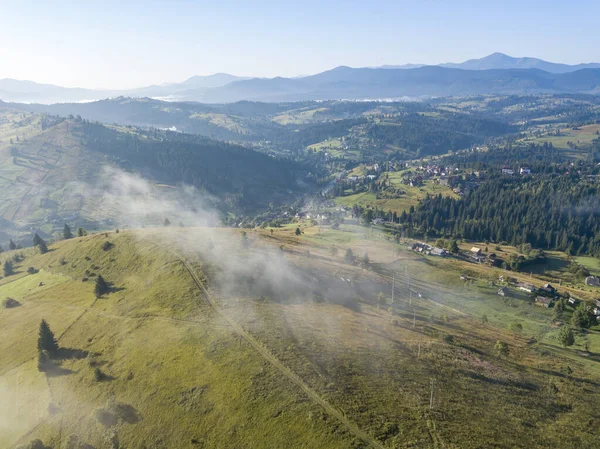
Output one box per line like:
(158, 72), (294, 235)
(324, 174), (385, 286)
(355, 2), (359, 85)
(2, 53), (600, 104)
(381, 52), (600, 73)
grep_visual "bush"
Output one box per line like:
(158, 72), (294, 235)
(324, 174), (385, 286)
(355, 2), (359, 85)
(2, 297), (20, 308)
(93, 367), (104, 381)
(509, 322), (523, 334)
(442, 334), (454, 344)
(557, 325), (575, 347)
(102, 241), (113, 251)
(27, 267), (38, 274)
(495, 340), (509, 357)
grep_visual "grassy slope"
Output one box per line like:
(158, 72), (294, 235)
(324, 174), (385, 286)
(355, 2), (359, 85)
(335, 172), (458, 214)
(0, 232), (354, 449)
(1, 227), (599, 448)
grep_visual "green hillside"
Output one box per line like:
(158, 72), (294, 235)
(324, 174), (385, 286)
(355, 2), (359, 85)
(1, 227), (599, 448)
(0, 105), (310, 248)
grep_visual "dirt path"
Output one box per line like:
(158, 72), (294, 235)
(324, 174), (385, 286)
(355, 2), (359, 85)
(175, 252), (387, 449)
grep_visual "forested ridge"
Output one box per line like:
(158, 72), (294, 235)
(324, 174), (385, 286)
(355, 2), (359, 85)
(402, 173), (600, 255)
(365, 112), (515, 157)
(78, 121), (307, 212)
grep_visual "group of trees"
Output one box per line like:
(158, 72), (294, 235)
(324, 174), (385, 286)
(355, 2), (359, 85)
(402, 173), (600, 256)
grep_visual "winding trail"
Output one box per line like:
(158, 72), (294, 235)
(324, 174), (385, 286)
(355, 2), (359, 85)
(174, 251), (387, 449)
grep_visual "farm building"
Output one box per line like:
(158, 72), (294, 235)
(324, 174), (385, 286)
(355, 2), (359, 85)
(517, 282), (535, 293)
(535, 296), (553, 308)
(430, 248), (447, 257)
(585, 276), (600, 286)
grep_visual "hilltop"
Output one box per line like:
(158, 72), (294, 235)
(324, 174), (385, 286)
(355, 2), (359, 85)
(1, 225), (599, 448)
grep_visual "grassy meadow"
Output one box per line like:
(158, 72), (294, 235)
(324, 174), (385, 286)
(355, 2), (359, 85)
(1, 226), (599, 448)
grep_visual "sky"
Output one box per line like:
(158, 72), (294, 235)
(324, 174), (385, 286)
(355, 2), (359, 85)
(1, 0), (599, 89)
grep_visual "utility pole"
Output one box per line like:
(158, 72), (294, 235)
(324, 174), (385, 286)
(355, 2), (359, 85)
(418, 335), (422, 358)
(391, 274), (395, 305)
(429, 378), (436, 409)
(413, 310), (416, 328)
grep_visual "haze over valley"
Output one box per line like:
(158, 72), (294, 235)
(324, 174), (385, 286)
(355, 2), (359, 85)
(1, 2), (600, 448)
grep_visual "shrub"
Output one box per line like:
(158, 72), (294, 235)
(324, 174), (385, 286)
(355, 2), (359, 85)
(442, 334), (454, 344)
(2, 297), (20, 308)
(495, 340), (509, 357)
(93, 367), (104, 381)
(509, 322), (523, 334)
(27, 266), (38, 274)
(102, 241), (113, 251)
(557, 325), (575, 347)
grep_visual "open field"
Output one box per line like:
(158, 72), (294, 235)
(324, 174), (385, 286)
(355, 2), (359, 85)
(335, 174), (458, 214)
(520, 123), (600, 152)
(2, 226), (599, 448)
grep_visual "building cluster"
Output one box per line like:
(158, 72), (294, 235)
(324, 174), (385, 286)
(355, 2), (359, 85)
(411, 242), (447, 257)
(500, 167), (532, 175)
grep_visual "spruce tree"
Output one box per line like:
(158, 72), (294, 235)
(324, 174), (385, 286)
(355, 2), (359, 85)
(9, 239), (16, 250)
(63, 223), (73, 239)
(3, 260), (14, 277)
(33, 233), (43, 247)
(295, 227), (301, 236)
(95, 275), (109, 297)
(38, 240), (48, 254)
(37, 319), (59, 357)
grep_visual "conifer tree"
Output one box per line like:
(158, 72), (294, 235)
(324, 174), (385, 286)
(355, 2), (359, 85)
(37, 319), (59, 357)
(63, 223), (73, 239)
(33, 233), (43, 247)
(95, 275), (109, 297)
(3, 260), (14, 277)
(38, 240), (48, 254)
(9, 239), (16, 250)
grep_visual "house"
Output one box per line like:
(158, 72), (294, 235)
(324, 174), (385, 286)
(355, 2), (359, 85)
(497, 286), (509, 297)
(439, 177), (449, 186)
(430, 248), (447, 257)
(501, 168), (514, 175)
(460, 275), (469, 281)
(520, 167), (531, 175)
(535, 296), (553, 308)
(372, 218), (385, 225)
(517, 282), (535, 293)
(568, 297), (579, 306)
(470, 247), (482, 256)
(539, 283), (557, 296)
(585, 276), (600, 286)
(367, 175), (377, 180)
(594, 307), (600, 317)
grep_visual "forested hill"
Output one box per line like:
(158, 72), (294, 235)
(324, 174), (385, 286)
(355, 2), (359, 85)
(403, 173), (600, 256)
(78, 121), (309, 212)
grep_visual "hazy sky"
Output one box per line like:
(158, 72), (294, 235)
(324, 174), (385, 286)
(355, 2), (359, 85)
(1, 0), (599, 89)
